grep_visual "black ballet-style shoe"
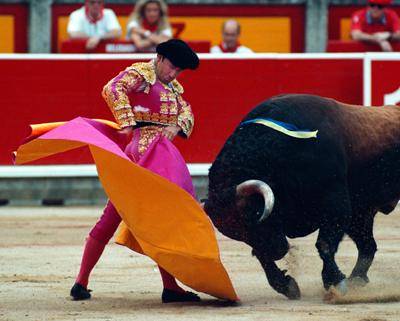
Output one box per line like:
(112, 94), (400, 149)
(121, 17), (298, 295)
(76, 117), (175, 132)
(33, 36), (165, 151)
(70, 283), (92, 301)
(161, 289), (201, 303)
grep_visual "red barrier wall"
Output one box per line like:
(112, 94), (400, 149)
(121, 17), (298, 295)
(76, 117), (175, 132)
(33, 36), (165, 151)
(370, 59), (400, 106)
(2, 55), (363, 165)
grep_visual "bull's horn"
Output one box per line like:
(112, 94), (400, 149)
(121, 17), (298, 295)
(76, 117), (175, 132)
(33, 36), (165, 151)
(236, 180), (275, 223)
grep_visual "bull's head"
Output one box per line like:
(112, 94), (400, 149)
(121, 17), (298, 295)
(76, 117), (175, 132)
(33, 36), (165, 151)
(204, 179), (275, 242)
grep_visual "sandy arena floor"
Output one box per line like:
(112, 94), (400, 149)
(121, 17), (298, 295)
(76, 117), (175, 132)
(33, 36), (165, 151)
(1, 206), (400, 321)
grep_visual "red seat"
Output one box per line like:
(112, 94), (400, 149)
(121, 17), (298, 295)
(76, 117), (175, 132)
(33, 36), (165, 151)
(326, 40), (400, 52)
(185, 40), (211, 53)
(60, 38), (211, 54)
(60, 39), (136, 53)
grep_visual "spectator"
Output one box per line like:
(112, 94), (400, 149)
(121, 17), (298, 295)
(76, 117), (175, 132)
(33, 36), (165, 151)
(67, 0), (122, 50)
(210, 19), (253, 54)
(127, 0), (172, 52)
(350, 0), (400, 52)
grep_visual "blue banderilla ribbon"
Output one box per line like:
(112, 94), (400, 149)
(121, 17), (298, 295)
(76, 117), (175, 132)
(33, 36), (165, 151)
(240, 118), (318, 139)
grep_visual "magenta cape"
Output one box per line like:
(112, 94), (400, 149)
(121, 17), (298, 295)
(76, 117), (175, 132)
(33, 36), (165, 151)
(15, 117), (238, 301)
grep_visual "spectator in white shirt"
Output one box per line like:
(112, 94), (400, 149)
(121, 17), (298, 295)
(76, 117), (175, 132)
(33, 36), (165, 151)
(126, 0), (172, 52)
(67, 0), (122, 50)
(211, 19), (253, 54)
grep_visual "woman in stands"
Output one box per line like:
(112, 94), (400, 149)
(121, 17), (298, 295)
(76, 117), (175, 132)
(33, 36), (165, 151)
(127, 0), (172, 52)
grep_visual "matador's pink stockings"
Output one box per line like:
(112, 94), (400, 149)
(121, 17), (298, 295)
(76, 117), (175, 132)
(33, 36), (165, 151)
(75, 201), (185, 292)
(75, 236), (106, 288)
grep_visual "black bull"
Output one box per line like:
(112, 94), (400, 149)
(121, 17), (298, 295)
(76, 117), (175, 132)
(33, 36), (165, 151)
(204, 94), (400, 299)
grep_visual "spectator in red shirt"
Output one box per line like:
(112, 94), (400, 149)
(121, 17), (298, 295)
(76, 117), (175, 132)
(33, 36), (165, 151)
(351, 0), (400, 51)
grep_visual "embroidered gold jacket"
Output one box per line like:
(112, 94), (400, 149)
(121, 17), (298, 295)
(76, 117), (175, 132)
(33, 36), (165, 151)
(102, 61), (194, 137)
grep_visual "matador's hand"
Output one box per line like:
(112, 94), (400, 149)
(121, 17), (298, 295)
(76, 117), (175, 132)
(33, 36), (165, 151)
(162, 125), (181, 141)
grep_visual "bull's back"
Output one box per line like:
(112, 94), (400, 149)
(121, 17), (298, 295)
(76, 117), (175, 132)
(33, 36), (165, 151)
(247, 94), (400, 164)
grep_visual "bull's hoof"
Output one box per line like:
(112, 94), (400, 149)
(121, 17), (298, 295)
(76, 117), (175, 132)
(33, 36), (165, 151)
(334, 279), (348, 296)
(348, 275), (369, 288)
(274, 274), (301, 300)
(323, 279), (348, 303)
(322, 271), (346, 291)
(285, 277), (301, 300)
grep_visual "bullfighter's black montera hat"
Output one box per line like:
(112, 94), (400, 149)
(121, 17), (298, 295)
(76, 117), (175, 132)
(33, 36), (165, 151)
(156, 39), (200, 70)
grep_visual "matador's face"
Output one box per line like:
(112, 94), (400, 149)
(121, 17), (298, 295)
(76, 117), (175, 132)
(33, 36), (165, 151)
(155, 55), (183, 84)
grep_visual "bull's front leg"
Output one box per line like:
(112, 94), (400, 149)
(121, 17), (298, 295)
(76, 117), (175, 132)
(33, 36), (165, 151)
(252, 248), (301, 300)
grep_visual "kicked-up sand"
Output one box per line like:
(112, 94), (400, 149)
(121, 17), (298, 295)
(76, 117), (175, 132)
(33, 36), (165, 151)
(1, 206), (400, 321)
